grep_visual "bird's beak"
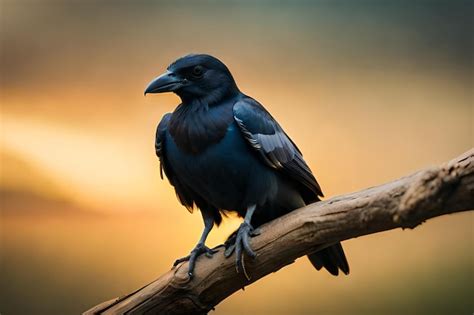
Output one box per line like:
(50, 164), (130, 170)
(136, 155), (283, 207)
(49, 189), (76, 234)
(144, 71), (183, 95)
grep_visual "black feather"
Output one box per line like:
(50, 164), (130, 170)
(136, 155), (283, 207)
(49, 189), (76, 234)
(152, 54), (348, 276)
(233, 97), (324, 203)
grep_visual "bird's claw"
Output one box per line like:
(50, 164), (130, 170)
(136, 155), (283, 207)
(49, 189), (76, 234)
(173, 243), (217, 279)
(224, 222), (257, 277)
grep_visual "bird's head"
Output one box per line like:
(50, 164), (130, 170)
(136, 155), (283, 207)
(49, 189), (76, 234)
(144, 54), (239, 104)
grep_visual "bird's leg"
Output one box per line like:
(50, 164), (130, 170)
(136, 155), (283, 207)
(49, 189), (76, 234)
(173, 211), (216, 278)
(224, 204), (259, 277)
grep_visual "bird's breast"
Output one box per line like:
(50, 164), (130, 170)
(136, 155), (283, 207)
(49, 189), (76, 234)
(168, 102), (234, 155)
(165, 122), (278, 210)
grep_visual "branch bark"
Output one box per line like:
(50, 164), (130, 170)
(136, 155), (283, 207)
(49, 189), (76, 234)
(84, 149), (474, 315)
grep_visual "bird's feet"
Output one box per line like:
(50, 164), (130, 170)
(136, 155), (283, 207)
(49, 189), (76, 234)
(173, 243), (217, 279)
(224, 222), (260, 278)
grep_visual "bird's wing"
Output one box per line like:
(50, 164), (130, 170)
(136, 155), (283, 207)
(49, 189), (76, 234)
(233, 98), (323, 201)
(155, 113), (195, 210)
(155, 113), (172, 179)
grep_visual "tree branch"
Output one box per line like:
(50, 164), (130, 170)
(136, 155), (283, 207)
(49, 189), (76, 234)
(84, 149), (474, 315)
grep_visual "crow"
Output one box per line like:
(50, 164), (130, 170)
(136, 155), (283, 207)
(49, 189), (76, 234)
(145, 54), (349, 278)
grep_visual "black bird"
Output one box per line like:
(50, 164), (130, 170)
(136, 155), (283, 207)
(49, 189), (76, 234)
(145, 54), (349, 278)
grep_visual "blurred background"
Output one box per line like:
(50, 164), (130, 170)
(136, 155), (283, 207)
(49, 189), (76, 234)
(1, 1), (472, 314)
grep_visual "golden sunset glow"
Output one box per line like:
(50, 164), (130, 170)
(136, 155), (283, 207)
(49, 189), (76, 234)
(1, 1), (472, 314)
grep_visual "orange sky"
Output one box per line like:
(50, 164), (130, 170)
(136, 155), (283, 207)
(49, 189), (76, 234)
(2, 3), (472, 216)
(1, 2), (473, 314)
(1, 67), (471, 213)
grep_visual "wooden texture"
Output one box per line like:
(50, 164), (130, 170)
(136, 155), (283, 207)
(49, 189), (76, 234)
(84, 149), (474, 315)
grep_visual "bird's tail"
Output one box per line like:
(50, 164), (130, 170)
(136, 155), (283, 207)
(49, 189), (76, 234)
(307, 242), (350, 276)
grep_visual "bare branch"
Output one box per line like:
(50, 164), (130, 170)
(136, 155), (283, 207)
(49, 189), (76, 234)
(84, 149), (474, 315)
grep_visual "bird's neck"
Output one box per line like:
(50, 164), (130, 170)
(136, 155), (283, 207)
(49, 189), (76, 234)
(168, 97), (236, 155)
(178, 84), (240, 108)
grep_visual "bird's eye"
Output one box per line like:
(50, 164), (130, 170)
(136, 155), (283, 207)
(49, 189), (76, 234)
(191, 66), (204, 78)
